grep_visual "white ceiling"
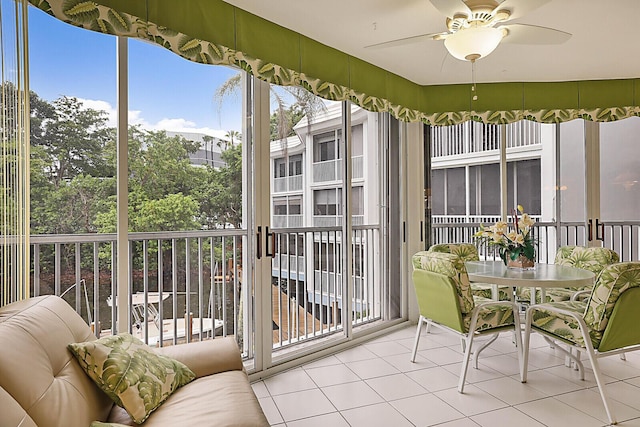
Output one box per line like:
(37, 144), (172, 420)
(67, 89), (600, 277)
(223, 0), (640, 86)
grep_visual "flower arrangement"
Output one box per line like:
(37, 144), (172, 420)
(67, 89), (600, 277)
(474, 205), (537, 267)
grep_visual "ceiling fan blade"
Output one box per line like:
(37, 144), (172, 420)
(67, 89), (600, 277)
(500, 23), (571, 45)
(364, 32), (449, 49)
(429, 0), (471, 18)
(494, 0), (551, 21)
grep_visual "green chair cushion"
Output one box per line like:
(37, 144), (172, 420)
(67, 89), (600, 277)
(428, 243), (479, 262)
(517, 287), (576, 303)
(530, 300), (601, 347)
(412, 251), (475, 314)
(68, 333), (196, 424)
(467, 296), (516, 333)
(555, 246), (620, 276)
(584, 262), (640, 332)
(471, 283), (512, 301)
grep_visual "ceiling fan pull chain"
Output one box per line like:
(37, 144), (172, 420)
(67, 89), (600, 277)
(471, 59), (478, 101)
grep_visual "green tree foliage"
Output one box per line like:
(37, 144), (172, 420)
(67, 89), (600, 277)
(192, 143), (243, 229)
(26, 92), (243, 236)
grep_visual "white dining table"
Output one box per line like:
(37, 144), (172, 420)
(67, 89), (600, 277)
(465, 260), (596, 302)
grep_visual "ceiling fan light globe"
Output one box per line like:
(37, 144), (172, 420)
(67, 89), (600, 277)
(444, 26), (504, 61)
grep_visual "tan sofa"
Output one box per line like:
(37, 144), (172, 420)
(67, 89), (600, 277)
(0, 295), (268, 427)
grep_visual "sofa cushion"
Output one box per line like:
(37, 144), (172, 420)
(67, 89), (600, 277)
(143, 370), (270, 426)
(0, 296), (114, 427)
(68, 333), (196, 424)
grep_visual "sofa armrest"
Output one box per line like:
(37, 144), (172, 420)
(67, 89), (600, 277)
(154, 337), (243, 378)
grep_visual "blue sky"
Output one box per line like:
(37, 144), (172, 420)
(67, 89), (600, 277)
(28, 6), (243, 136)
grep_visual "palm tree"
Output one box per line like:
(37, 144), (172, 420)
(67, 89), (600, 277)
(214, 72), (327, 143)
(224, 130), (241, 146)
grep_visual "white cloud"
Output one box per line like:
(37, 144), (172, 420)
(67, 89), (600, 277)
(77, 97), (228, 138)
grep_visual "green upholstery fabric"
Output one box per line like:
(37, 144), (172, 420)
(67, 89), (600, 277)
(428, 243), (479, 261)
(518, 287), (575, 303)
(68, 333), (196, 424)
(468, 296), (515, 333)
(30, 1), (640, 125)
(530, 262), (640, 350)
(428, 243), (512, 301)
(555, 246), (620, 284)
(530, 300), (596, 346)
(518, 246), (619, 303)
(412, 251), (474, 314)
(412, 269), (465, 333)
(411, 251), (515, 333)
(584, 262), (640, 332)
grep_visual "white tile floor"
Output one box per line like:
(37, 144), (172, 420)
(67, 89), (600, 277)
(252, 324), (640, 426)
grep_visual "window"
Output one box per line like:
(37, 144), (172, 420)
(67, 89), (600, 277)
(431, 169), (445, 215)
(469, 163), (500, 215)
(273, 199), (287, 215)
(352, 124), (363, 157)
(352, 186), (364, 216)
(313, 131), (340, 162)
(314, 189), (341, 216)
(289, 198), (302, 215)
(274, 158), (286, 178)
(446, 167), (466, 215)
(507, 159), (541, 215)
(289, 154), (302, 176)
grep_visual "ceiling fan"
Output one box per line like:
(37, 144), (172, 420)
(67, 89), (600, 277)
(365, 0), (571, 62)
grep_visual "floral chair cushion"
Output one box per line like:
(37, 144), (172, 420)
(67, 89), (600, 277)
(428, 243), (479, 261)
(584, 262), (640, 332)
(529, 300), (601, 347)
(428, 243), (512, 301)
(519, 246), (619, 303)
(531, 262), (640, 349)
(412, 251), (475, 314)
(518, 287), (576, 304)
(555, 246), (620, 290)
(466, 296), (516, 333)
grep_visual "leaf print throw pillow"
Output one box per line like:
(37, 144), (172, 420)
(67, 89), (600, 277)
(68, 333), (196, 424)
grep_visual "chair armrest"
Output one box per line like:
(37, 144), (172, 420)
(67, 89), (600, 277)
(570, 289), (590, 301)
(154, 337), (244, 378)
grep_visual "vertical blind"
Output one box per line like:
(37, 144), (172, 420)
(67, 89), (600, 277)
(1, 0), (30, 305)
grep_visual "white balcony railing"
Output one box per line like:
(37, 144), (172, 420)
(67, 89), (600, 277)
(273, 174), (303, 193)
(28, 224), (384, 356)
(431, 121), (541, 158)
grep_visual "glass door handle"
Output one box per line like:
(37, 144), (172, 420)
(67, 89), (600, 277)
(265, 226), (276, 258)
(595, 219), (605, 241)
(588, 219), (593, 242)
(256, 226), (262, 259)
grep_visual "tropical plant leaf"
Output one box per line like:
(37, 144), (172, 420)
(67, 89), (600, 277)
(107, 9), (131, 33)
(177, 36), (202, 58)
(62, 0), (99, 24)
(90, 18), (115, 34)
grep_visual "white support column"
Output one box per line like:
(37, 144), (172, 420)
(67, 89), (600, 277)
(405, 121), (425, 322)
(341, 101), (353, 337)
(116, 36), (129, 332)
(252, 76), (272, 371)
(584, 121), (601, 247)
(500, 125), (508, 221)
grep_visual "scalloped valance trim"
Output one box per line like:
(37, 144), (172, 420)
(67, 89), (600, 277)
(30, 0), (640, 125)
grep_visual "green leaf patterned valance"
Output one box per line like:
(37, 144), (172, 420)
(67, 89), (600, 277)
(29, 0), (640, 125)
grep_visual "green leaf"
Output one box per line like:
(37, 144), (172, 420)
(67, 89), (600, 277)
(62, 0), (99, 24)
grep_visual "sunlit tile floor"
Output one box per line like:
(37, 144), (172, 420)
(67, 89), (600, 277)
(252, 324), (640, 426)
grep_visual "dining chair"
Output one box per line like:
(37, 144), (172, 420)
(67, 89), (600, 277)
(428, 243), (512, 301)
(517, 246), (619, 303)
(411, 251), (523, 393)
(521, 261), (640, 426)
